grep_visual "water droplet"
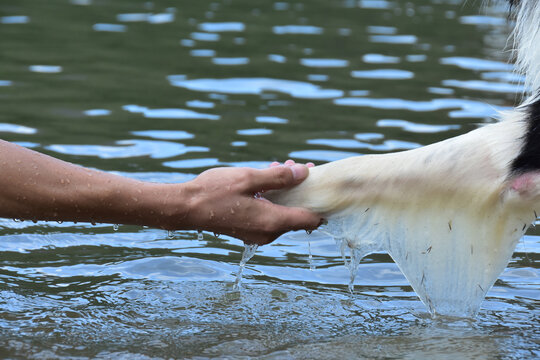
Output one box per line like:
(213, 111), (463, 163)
(32, 219), (37, 224)
(213, 232), (220, 238)
(233, 244), (259, 290)
(167, 230), (175, 239)
(113, 224), (119, 231)
(12, 218), (21, 222)
(307, 239), (315, 271)
(91, 221), (96, 226)
(306, 230), (313, 235)
(197, 230), (203, 240)
(57, 221), (63, 224)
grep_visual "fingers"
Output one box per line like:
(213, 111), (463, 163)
(271, 160), (315, 168)
(247, 164), (310, 192)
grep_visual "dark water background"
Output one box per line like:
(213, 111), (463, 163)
(0, 0), (538, 358)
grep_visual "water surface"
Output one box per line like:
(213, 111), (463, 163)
(0, 0), (538, 358)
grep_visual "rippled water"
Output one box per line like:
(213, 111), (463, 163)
(1, 0), (539, 358)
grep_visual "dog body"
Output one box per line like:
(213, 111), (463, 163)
(267, 0), (540, 317)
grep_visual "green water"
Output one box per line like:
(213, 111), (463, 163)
(0, 0), (538, 358)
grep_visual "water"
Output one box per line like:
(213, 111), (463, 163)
(0, 0), (538, 358)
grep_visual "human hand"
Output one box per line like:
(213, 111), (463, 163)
(183, 165), (322, 245)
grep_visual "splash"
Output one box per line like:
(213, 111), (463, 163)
(233, 244), (258, 290)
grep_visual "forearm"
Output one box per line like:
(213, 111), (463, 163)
(0, 140), (190, 228)
(0, 140), (321, 244)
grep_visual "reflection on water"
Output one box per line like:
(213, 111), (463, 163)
(0, 0), (538, 358)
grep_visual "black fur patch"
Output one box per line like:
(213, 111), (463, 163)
(511, 97), (540, 174)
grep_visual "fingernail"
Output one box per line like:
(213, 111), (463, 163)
(284, 159), (295, 166)
(290, 164), (308, 181)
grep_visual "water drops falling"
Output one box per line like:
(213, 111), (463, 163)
(113, 224), (119, 231)
(233, 243), (258, 290)
(334, 238), (362, 293)
(307, 239), (315, 271)
(346, 248), (363, 293)
(305, 229), (313, 235)
(197, 230), (203, 240)
(213, 232), (220, 238)
(167, 230), (175, 239)
(57, 221), (63, 224)
(12, 218), (22, 222)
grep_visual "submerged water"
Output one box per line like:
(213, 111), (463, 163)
(0, 0), (539, 358)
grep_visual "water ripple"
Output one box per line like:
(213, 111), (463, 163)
(168, 77), (344, 99)
(46, 140), (208, 159)
(334, 97), (507, 118)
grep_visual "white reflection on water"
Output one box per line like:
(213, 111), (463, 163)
(212, 57), (250, 65)
(363, 54), (400, 64)
(268, 54), (287, 63)
(92, 23), (126, 32)
(186, 100), (215, 109)
(168, 77), (344, 99)
(123, 105), (220, 120)
(83, 109), (111, 116)
(459, 15), (506, 26)
(376, 119), (460, 133)
(0, 80), (13, 86)
(198, 22), (245, 32)
(190, 49), (216, 57)
(0, 123), (37, 134)
(369, 35), (418, 44)
(191, 32), (220, 41)
(237, 128), (273, 136)
(442, 79), (525, 93)
(367, 25), (397, 34)
(255, 116), (288, 124)
(0, 16), (29, 24)
(148, 13), (174, 24)
(307, 138), (420, 151)
(334, 97), (508, 118)
(359, 0), (393, 9)
(46, 140), (208, 159)
(28, 65), (62, 73)
(428, 87), (454, 95)
(481, 71), (525, 83)
(440, 57), (513, 71)
(351, 69), (414, 80)
(406, 54), (427, 62)
(164, 158), (220, 168)
(300, 58), (349, 68)
(131, 130), (194, 140)
(116, 13), (149, 22)
(307, 74), (329, 82)
(180, 39), (196, 47)
(272, 25), (323, 35)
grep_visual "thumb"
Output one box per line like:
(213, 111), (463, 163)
(248, 164), (310, 192)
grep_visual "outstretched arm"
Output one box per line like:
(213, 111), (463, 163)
(0, 140), (322, 245)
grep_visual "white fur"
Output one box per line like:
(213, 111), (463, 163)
(268, 113), (539, 316)
(510, 0), (540, 100)
(267, 1), (540, 316)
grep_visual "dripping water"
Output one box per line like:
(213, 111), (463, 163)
(113, 224), (119, 231)
(197, 230), (203, 240)
(233, 243), (258, 290)
(334, 237), (362, 293)
(167, 230), (175, 239)
(307, 239), (315, 271)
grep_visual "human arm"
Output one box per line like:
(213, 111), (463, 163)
(0, 140), (322, 245)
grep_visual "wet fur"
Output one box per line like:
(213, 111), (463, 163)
(266, 0), (540, 316)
